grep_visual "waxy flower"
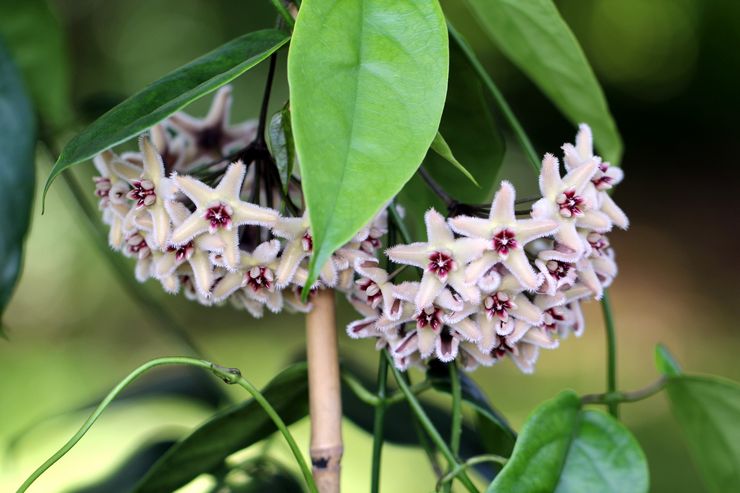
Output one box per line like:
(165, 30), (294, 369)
(169, 86), (257, 165)
(386, 209), (488, 308)
(449, 181), (558, 291)
(531, 154), (608, 257)
(273, 213), (337, 288)
(170, 161), (279, 270)
(485, 320), (559, 374)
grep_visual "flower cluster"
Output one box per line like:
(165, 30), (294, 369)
(92, 86), (626, 374)
(345, 124), (628, 373)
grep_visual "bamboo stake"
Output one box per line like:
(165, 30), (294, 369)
(306, 288), (343, 492)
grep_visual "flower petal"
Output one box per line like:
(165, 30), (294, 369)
(502, 249), (540, 291)
(424, 209), (454, 244)
(489, 181), (516, 224)
(448, 215), (492, 239)
(415, 272), (445, 309)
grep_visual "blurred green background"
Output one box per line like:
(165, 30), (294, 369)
(2, 0), (739, 492)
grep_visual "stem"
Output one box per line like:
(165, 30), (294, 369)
(256, 53), (278, 147)
(269, 0), (295, 27)
(419, 167), (454, 207)
(16, 357), (317, 493)
(449, 363), (462, 458)
(601, 290), (619, 418)
(386, 353), (479, 493)
(447, 23), (541, 173)
(388, 202), (412, 244)
(437, 455), (508, 491)
(341, 372), (380, 407)
(581, 376), (667, 405)
(306, 289), (343, 493)
(370, 353), (389, 493)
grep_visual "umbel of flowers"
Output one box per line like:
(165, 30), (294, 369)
(92, 87), (628, 374)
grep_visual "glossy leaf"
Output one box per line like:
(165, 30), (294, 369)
(288, 0), (449, 289)
(267, 103), (295, 194)
(397, 35), (506, 238)
(45, 29), (289, 204)
(0, 39), (36, 322)
(656, 349), (740, 493)
(0, 0), (72, 129)
(133, 364), (308, 493)
(430, 133), (479, 187)
(464, 0), (622, 163)
(488, 391), (649, 493)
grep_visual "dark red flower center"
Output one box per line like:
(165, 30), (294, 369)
(587, 232), (609, 253)
(246, 266), (273, 291)
(127, 180), (157, 208)
(358, 279), (382, 307)
(543, 307), (566, 331)
(167, 241), (194, 262)
(94, 177), (111, 198)
(491, 338), (515, 358)
(416, 306), (443, 332)
(546, 260), (573, 280)
(556, 189), (585, 218)
(484, 292), (512, 320)
(492, 229), (518, 256)
(205, 203), (233, 231)
(427, 251), (455, 279)
(126, 234), (149, 257)
(302, 232), (313, 252)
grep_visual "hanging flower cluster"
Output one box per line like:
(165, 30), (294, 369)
(346, 125), (628, 373)
(91, 87), (626, 373)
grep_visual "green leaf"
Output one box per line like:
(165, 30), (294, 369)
(655, 343), (682, 376)
(488, 390), (649, 493)
(0, 0), (72, 129)
(397, 34), (506, 239)
(288, 0), (449, 290)
(464, 0), (622, 163)
(0, 39), (36, 322)
(658, 371), (740, 493)
(430, 133), (480, 187)
(267, 103), (295, 194)
(44, 29), (289, 205)
(133, 363), (308, 493)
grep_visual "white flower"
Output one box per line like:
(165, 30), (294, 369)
(449, 181), (558, 291)
(386, 209), (488, 308)
(170, 161), (279, 270)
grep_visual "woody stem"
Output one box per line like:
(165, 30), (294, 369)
(306, 289), (343, 492)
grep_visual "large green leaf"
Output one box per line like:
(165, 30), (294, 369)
(397, 33), (506, 239)
(288, 0), (449, 288)
(656, 347), (740, 493)
(487, 391), (648, 493)
(464, 0), (622, 163)
(44, 29), (289, 204)
(133, 363), (308, 493)
(0, 0), (71, 130)
(0, 39), (36, 323)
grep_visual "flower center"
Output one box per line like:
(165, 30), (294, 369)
(358, 279), (382, 308)
(491, 338), (515, 358)
(204, 203), (233, 232)
(94, 177), (111, 198)
(416, 306), (443, 332)
(556, 189), (585, 218)
(302, 232), (313, 252)
(546, 260), (572, 280)
(167, 241), (194, 262)
(126, 234), (150, 257)
(492, 229), (518, 256)
(427, 251), (455, 279)
(127, 180), (157, 208)
(246, 266), (274, 291)
(587, 232), (609, 254)
(543, 307), (566, 331)
(483, 292), (512, 320)
(592, 163), (614, 190)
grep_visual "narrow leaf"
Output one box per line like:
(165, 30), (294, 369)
(44, 29), (289, 205)
(655, 343), (682, 376)
(267, 103), (295, 194)
(0, 0), (72, 129)
(464, 0), (622, 163)
(288, 0), (449, 290)
(133, 364), (308, 493)
(658, 367), (740, 492)
(430, 132), (480, 187)
(488, 390), (648, 493)
(0, 39), (36, 322)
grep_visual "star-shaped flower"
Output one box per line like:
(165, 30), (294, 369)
(483, 320), (559, 374)
(561, 124), (629, 230)
(531, 154), (608, 257)
(169, 86), (257, 165)
(449, 181), (559, 291)
(386, 209), (488, 308)
(170, 161), (279, 271)
(115, 137), (177, 249)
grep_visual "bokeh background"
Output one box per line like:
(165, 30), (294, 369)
(2, 0), (739, 491)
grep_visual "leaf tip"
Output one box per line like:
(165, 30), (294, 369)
(655, 344), (682, 376)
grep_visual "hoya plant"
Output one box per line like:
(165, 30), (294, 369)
(1, 1), (739, 492)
